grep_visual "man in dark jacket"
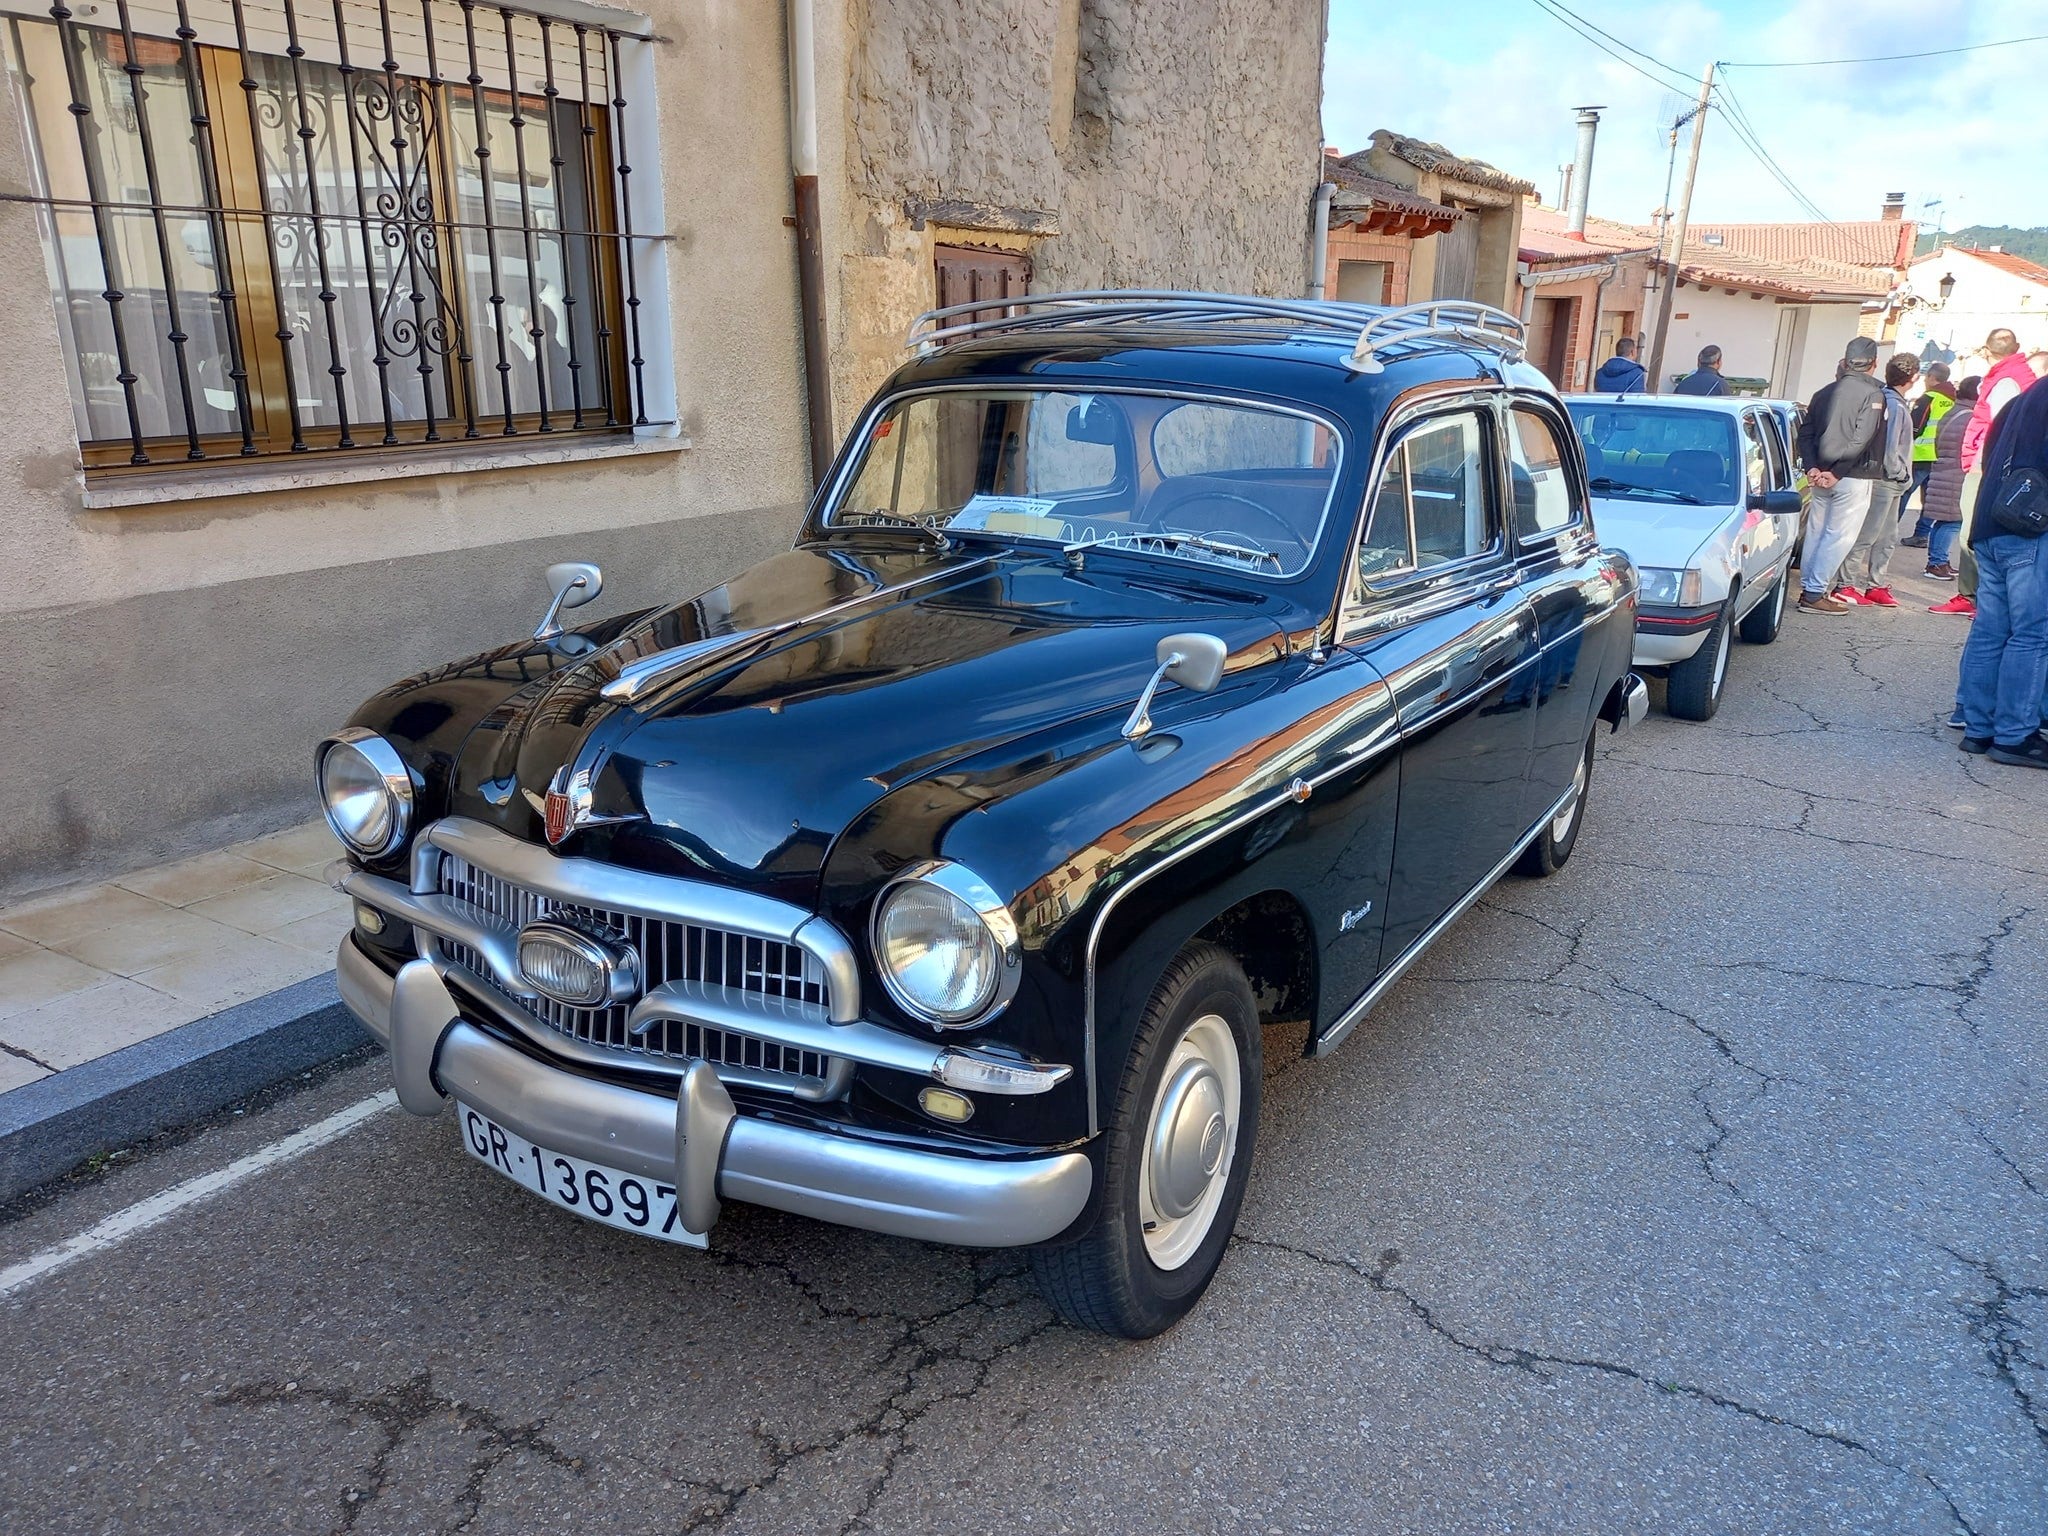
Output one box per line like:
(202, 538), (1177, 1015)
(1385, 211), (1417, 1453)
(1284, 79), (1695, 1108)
(1956, 371), (2048, 765)
(1673, 345), (1730, 396)
(1794, 336), (1888, 614)
(1592, 338), (1647, 394)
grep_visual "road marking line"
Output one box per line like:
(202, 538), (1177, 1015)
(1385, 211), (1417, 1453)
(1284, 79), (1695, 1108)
(0, 1090), (399, 1302)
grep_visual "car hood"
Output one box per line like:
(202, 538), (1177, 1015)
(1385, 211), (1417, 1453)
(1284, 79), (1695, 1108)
(1589, 495), (1733, 573)
(442, 540), (1295, 905)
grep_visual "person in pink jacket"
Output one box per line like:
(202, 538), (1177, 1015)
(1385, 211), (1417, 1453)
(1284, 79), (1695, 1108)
(1933, 330), (2041, 615)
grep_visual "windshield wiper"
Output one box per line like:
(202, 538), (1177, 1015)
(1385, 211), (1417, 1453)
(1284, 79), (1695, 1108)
(1066, 529), (1283, 568)
(1589, 477), (1703, 505)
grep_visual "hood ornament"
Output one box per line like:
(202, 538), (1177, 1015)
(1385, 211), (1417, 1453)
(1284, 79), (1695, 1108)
(541, 764), (638, 846)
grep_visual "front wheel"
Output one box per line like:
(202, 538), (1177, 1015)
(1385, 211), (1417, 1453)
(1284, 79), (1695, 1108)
(1029, 942), (1261, 1338)
(1665, 598), (1734, 721)
(1737, 565), (1789, 645)
(1516, 730), (1594, 878)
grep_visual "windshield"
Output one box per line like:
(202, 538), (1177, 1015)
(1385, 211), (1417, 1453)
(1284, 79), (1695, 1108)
(1567, 403), (1740, 507)
(827, 388), (1341, 578)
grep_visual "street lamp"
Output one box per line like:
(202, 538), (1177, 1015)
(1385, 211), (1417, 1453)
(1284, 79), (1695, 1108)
(1937, 272), (1956, 308)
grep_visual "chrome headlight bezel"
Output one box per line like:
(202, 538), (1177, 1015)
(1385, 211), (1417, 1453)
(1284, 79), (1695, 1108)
(317, 728), (415, 858)
(870, 860), (1021, 1029)
(516, 919), (641, 1009)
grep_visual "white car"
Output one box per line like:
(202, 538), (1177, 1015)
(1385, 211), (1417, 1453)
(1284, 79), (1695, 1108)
(1565, 394), (1805, 721)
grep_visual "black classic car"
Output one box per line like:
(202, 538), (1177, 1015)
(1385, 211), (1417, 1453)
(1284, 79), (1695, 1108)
(322, 292), (1646, 1337)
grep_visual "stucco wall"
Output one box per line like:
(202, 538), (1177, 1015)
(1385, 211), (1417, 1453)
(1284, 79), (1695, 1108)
(0, 0), (813, 896)
(1660, 281), (1862, 400)
(824, 0), (1327, 428)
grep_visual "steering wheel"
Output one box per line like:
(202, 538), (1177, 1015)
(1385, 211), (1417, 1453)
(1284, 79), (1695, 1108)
(1149, 489), (1302, 550)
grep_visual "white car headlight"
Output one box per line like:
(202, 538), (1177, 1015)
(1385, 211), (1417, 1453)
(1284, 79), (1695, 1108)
(872, 861), (1020, 1027)
(317, 729), (414, 857)
(1636, 567), (1703, 607)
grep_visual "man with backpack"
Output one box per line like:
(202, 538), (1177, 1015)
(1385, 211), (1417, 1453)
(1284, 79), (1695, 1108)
(1836, 352), (1920, 605)
(1795, 336), (1889, 615)
(1956, 370), (2048, 766)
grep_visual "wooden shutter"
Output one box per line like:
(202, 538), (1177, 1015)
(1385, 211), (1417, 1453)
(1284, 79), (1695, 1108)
(934, 245), (1032, 322)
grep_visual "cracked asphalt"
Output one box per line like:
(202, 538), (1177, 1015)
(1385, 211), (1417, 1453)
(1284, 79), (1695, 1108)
(3, 570), (2045, 1535)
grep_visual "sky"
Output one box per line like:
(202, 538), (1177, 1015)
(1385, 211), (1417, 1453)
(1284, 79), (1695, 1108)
(1321, 0), (2048, 232)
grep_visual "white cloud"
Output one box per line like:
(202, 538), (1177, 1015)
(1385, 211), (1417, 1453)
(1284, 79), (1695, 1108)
(1322, 0), (2048, 230)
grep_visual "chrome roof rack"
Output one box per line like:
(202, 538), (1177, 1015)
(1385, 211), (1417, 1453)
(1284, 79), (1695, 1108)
(903, 290), (1527, 374)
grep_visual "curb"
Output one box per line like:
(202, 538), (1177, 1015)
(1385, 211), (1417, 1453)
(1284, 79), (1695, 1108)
(0, 973), (373, 1204)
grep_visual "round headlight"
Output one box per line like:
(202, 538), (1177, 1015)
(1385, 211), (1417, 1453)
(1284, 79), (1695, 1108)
(872, 862), (1020, 1027)
(318, 729), (413, 857)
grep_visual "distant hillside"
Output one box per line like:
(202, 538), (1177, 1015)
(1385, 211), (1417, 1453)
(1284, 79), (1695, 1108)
(1916, 225), (2048, 263)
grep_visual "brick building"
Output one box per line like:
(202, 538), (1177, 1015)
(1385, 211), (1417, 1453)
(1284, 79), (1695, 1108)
(1514, 203), (1657, 393)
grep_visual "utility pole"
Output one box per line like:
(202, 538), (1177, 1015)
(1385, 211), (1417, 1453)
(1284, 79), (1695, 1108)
(1646, 62), (1715, 393)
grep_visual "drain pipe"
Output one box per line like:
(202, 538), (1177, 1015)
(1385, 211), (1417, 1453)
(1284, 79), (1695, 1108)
(787, 0), (832, 485)
(1306, 176), (1337, 299)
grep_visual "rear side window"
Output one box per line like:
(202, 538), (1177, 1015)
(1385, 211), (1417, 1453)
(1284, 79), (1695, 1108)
(1357, 409), (1495, 589)
(1506, 406), (1580, 538)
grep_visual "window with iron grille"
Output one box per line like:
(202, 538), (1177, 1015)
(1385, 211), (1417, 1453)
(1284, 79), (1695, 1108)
(1, 0), (652, 470)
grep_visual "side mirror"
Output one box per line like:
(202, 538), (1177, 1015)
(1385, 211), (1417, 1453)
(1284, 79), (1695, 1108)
(1122, 631), (1228, 740)
(534, 561), (603, 641)
(1748, 489), (1803, 517)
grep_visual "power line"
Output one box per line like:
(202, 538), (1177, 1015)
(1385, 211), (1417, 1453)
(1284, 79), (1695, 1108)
(1531, 0), (1696, 89)
(1722, 33), (2048, 68)
(1710, 78), (1834, 223)
(1526, 0), (1697, 95)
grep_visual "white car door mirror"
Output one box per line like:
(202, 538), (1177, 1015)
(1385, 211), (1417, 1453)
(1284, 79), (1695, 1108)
(535, 561), (603, 641)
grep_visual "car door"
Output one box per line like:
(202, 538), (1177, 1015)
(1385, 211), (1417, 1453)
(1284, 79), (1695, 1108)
(1339, 399), (1540, 970)
(1503, 395), (1608, 829)
(1737, 407), (1795, 606)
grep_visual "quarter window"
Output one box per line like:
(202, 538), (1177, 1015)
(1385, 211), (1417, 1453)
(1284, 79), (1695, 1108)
(3, 0), (647, 471)
(1740, 413), (1770, 495)
(1506, 406), (1579, 538)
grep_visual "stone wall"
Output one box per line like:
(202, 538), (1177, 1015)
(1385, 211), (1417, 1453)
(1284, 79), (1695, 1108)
(824, 0), (1328, 429)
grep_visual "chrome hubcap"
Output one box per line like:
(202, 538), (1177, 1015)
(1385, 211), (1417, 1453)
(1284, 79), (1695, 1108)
(1551, 751), (1588, 843)
(1138, 1013), (1242, 1269)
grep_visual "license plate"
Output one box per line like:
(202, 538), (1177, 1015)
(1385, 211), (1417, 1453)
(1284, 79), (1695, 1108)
(456, 1102), (707, 1249)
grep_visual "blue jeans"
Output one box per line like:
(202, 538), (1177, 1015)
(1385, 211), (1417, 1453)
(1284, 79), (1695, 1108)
(1928, 521), (1961, 567)
(1907, 465), (1934, 533)
(1958, 532), (2048, 746)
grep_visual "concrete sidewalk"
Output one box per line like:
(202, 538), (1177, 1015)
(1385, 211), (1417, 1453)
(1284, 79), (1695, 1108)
(0, 819), (366, 1199)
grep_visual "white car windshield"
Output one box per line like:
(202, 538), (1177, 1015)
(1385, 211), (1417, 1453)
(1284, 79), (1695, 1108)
(827, 389), (1341, 578)
(1568, 403), (1740, 508)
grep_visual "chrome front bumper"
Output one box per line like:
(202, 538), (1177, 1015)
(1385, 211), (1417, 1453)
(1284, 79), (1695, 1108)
(337, 938), (1094, 1248)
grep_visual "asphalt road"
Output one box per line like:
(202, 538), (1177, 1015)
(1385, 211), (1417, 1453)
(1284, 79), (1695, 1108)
(3, 572), (2044, 1536)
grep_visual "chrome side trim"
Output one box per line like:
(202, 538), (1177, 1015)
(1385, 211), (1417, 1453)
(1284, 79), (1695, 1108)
(1079, 709), (1404, 1135)
(1313, 780), (1577, 1056)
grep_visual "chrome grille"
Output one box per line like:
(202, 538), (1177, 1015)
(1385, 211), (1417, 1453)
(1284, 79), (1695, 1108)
(434, 852), (835, 1090)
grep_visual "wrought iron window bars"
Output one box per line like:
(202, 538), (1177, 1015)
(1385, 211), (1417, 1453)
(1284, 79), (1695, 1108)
(1, 0), (651, 469)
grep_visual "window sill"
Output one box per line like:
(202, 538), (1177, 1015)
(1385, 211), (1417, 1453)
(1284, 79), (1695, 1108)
(77, 428), (689, 510)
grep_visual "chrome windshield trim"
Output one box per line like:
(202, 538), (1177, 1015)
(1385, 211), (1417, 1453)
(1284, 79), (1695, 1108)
(813, 382), (1347, 583)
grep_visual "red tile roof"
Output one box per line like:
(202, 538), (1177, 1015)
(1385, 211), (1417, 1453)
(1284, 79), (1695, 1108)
(1944, 246), (2048, 286)
(1327, 156), (1464, 236)
(1668, 240), (1891, 301)
(1518, 202), (1658, 262)
(1687, 219), (1916, 272)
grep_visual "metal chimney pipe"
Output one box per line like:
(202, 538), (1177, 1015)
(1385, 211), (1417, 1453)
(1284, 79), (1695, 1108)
(1567, 106), (1602, 235)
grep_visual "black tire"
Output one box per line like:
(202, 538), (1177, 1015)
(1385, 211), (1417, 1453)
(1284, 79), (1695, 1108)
(1029, 941), (1261, 1338)
(1665, 598), (1734, 721)
(1516, 730), (1594, 878)
(1737, 565), (1789, 645)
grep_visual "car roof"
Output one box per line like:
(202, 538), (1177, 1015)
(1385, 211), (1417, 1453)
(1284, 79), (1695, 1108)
(887, 292), (1562, 433)
(1562, 393), (1771, 417)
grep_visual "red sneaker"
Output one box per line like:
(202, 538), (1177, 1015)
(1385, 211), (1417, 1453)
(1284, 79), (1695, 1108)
(1929, 594), (1977, 615)
(1835, 586), (1867, 604)
(1863, 586), (1898, 607)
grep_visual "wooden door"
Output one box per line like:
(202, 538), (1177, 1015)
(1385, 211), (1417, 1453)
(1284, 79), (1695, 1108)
(934, 244), (1032, 322)
(1433, 214), (1479, 301)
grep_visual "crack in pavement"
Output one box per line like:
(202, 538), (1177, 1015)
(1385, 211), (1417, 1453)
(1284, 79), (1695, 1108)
(656, 1249), (1060, 1535)
(1938, 906), (2035, 1037)
(1960, 1114), (2047, 1202)
(1942, 1247), (2048, 1457)
(1235, 1231), (1982, 1534)
(0, 1038), (58, 1075)
(211, 1368), (585, 1534)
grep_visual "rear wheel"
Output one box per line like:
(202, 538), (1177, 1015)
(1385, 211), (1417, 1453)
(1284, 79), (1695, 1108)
(1737, 566), (1789, 645)
(1665, 599), (1734, 721)
(1029, 942), (1261, 1338)
(1516, 731), (1594, 878)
